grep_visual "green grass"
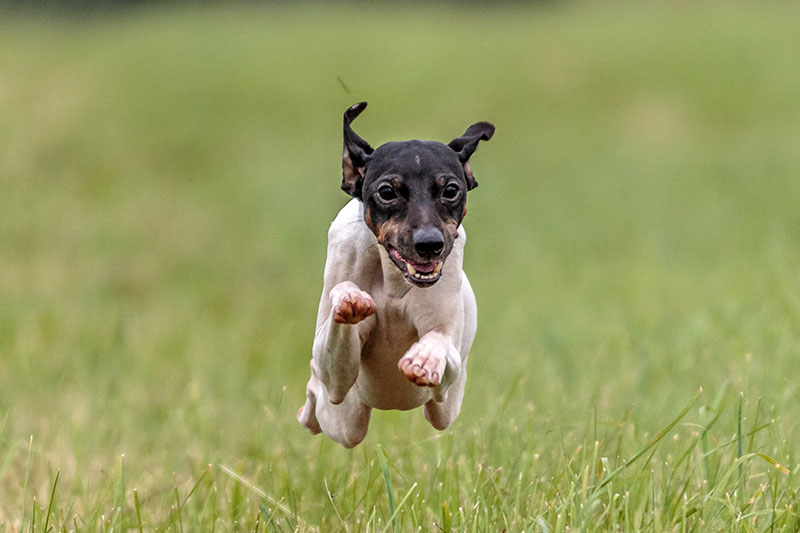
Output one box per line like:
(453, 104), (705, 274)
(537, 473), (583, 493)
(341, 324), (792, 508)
(2, 1), (800, 530)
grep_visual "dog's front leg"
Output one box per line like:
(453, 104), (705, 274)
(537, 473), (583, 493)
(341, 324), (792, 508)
(397, 331), (469, 431)
(298, 281), (376, 448)
(313, 281), (375, 404)
(397, 331), (462, 403)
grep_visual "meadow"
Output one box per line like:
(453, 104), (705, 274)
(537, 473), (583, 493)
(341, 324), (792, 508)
(1, 2), (800, 530)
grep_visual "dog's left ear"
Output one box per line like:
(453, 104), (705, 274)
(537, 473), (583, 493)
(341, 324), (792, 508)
(342, 102), (374, 198)
(448, 122), (495, 190)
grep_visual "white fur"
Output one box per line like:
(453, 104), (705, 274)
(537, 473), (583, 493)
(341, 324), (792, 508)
(298, 199), (477, 448)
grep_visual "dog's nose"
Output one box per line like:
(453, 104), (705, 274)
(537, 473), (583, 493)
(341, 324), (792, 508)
(413, 227), (445, 257)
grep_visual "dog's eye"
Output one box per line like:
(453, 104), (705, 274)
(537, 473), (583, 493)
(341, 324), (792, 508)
(442, 184), (461, 200)
(377, 185), (398, 202)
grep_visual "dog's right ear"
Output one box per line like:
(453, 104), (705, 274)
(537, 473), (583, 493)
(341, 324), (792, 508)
(342, 102), (374, 198)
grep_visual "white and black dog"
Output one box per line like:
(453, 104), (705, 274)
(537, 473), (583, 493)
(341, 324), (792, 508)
(298, 102), (494, 448)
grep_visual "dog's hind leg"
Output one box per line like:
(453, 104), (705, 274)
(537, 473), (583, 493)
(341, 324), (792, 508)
(298, 359), (372, 448)
(423, 368), (467, 430)
(298, 358), (372, 447)
(297, 360), (323, 434)
(314, 383), (372, 448)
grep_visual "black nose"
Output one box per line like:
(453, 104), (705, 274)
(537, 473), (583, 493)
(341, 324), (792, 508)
(413, 227), (444, 257)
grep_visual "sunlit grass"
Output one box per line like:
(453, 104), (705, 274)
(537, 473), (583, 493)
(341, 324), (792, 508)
(1, 1), (800, 529)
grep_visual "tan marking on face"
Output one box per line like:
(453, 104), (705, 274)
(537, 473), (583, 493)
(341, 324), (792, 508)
(375, 218), (403, 246)
(444, 220), (460, 242)
(364, 209), (372, 231)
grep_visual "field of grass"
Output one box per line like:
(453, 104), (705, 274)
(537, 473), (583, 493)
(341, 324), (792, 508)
(2, 2), (800, 530)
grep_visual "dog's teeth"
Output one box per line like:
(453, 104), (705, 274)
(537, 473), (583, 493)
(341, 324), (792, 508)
(406, 263), (442, 281)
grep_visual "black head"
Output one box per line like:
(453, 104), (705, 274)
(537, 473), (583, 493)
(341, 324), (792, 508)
(341, 102), (494, 287)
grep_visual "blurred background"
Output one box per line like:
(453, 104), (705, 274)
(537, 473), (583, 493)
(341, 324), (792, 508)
(1, 1), (799, 528)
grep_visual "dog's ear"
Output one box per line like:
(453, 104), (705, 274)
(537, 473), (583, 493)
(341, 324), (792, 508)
(448, 122), (495, 190)
(342, 102), (374, 198)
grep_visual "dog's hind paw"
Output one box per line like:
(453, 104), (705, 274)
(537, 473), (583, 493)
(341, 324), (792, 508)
(331, 281), (376, 324)
(398, 333), (449, 387)
(297, 404), (322, 434)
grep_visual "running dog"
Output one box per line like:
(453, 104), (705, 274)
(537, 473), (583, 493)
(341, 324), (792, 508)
(297, 102), (494, 448)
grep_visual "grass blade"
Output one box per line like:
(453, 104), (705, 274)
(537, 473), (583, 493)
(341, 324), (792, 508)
(174, 487), (184, 533)
(180, 465), (211, 511)
(133, 489), (143, 533)
(376, 445), (397, 533)
(218, 464), (298, 526)
(737, 392), (744, 497)
(756, 454), (790, 475)
(381, 482), (418, 533)
(441, 500), (452, 533)
(595, 387), (703, 493)
(324, 478), (348, 531)
(112, 455), (125, 532)
(43, 470), (59, 533)
(20, 435), (33, 533)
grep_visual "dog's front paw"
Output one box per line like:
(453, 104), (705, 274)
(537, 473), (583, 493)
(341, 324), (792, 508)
(398, 333), (449, 387)
(330, 281), (376, 325)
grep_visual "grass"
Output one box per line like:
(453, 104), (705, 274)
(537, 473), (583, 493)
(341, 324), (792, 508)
(1, 1), (800, 530)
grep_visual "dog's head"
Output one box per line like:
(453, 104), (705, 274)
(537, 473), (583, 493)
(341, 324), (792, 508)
(340, 102), (494, 287)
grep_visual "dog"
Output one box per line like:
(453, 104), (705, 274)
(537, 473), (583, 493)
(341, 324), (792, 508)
(297, 102), (494, 448)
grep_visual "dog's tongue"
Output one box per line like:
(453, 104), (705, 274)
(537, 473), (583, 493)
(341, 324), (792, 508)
(411, 261), (437, 274)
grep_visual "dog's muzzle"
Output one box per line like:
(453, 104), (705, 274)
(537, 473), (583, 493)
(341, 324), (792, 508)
(387, 244), (444, 285)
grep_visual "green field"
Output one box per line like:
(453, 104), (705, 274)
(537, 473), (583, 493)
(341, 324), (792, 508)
(2, 2), (800, 530)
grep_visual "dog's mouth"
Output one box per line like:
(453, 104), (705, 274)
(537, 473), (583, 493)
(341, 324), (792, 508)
(387, 245), (444, 286)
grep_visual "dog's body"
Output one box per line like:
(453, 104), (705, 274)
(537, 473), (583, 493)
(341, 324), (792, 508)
(298, 103), (493, 448)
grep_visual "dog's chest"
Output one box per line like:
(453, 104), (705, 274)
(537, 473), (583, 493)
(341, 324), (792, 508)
(356, 297), (432, 410)
(362, 297), (417, 361)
